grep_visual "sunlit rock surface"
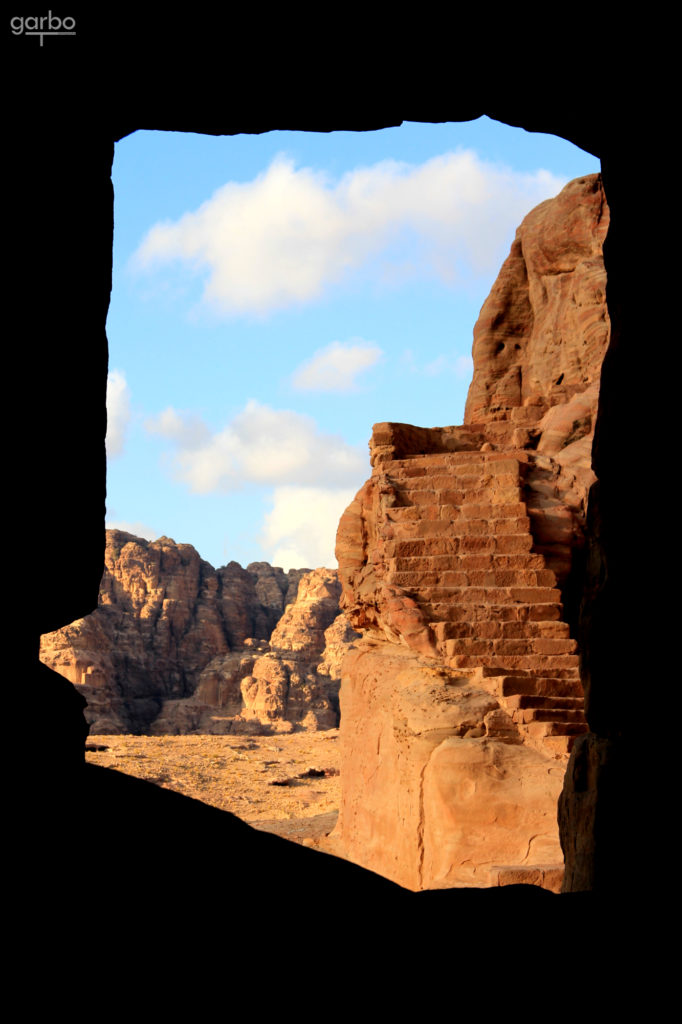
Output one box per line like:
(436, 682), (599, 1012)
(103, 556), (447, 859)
(40, 532), (354, 734)
(332, 175), (609, 890)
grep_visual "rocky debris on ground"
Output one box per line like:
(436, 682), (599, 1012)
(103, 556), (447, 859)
(81, 730), (342, 846)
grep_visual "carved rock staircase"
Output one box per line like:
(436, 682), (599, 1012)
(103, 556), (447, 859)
(380, 450), (586, 758)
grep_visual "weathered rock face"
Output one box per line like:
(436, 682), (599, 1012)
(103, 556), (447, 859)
(148, 642), (265, 735)
(155, 569), (360, 735)
(41, 532), (229, 732)
(238, 570), (359, 732)
(332, 175), (609, 891)
(465, 174), (609, 424)
(336, 641), (568, 890)
(40, 531), (352, 734)
(242, 562), (310, 638)
(466, 173), (610, 588)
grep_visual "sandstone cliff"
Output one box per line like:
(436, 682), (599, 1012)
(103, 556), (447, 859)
(332, 174), (609, 891)
(154, 568), (360, 734)
(40, 531), (353, 734)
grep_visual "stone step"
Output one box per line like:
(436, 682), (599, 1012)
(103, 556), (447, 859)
(469, 569), (557, 588)
(388, 570), (465, 588)
(385, 539), (463, 557)
(483, 708), (521, 742)
(423, 602), (564, 623)
(379, 443), (585, 711)
(389, 551), (547, 571)
(458, 501), (528, 520)
(413, 584), (563, 604)
(399, 473), (520, 492)
(393, 552), (541, 572)
(382, 516), (532, 540)
(440, 637), (577, 658)
(403, 516), (534, 536)
(398, 484), (520, 506)
(483, 666), (580, 681)
(384, 511), (532, 534)
(429, 621), (571, 642)
(408, 474), (494, 490)
(524, 720), (587, 737)
(383, 519), (465, 537)
(388, 455), (520, 475)
(397, 489), (485, 507)
(387, 453), (487, 466)
(386, 521), (535, 543)
(504, 694), (584, 710)
(389, 501), (528, 521)
(387, 568), (556, 589)
(446, 653), (580, 672)
(512, 707), (586, 726)
(497, 675), (583, 698)
(537, 735), (580, 757)
(389, 560), (556, 583)
(383, 506), (422, 523)
(438, 507), (528, 525)
(486, 517), (534, 536)
(398, 463), (465, 480)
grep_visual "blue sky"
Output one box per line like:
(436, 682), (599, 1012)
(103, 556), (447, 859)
(105, 118), (600, 570)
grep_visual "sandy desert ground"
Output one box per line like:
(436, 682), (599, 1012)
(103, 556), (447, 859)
(84, 730), (342, 851)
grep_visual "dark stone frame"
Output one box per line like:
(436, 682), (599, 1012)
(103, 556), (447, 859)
(10, 19), (657, 931)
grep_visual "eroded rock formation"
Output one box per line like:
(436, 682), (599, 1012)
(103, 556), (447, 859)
(40, 531), (353, 734)
(238, 570), (358, 732)
(157, 569), (360, 734)
(332, 174), (609, 890)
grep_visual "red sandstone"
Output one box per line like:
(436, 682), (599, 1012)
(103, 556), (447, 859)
(332, 175), (609, 891)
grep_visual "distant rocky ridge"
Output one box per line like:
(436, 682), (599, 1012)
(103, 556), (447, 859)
(40, 530), (358, 734)
(153, 567), (357, 734)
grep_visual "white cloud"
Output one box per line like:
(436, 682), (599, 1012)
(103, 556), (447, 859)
(131, 152), (566, 317)
(291, 338), (383, 392)
(423, 355), (450, 376)
(261, 486), (357, 570)
(145, 399), (366, 494)
(455, 354), (474, 379)
(106, 370), (131, 458)
(105, 519), (159, 542)
(423, 353), (474, 379)
(400, 349), (474, 381)
(144, 407), (210, 448)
